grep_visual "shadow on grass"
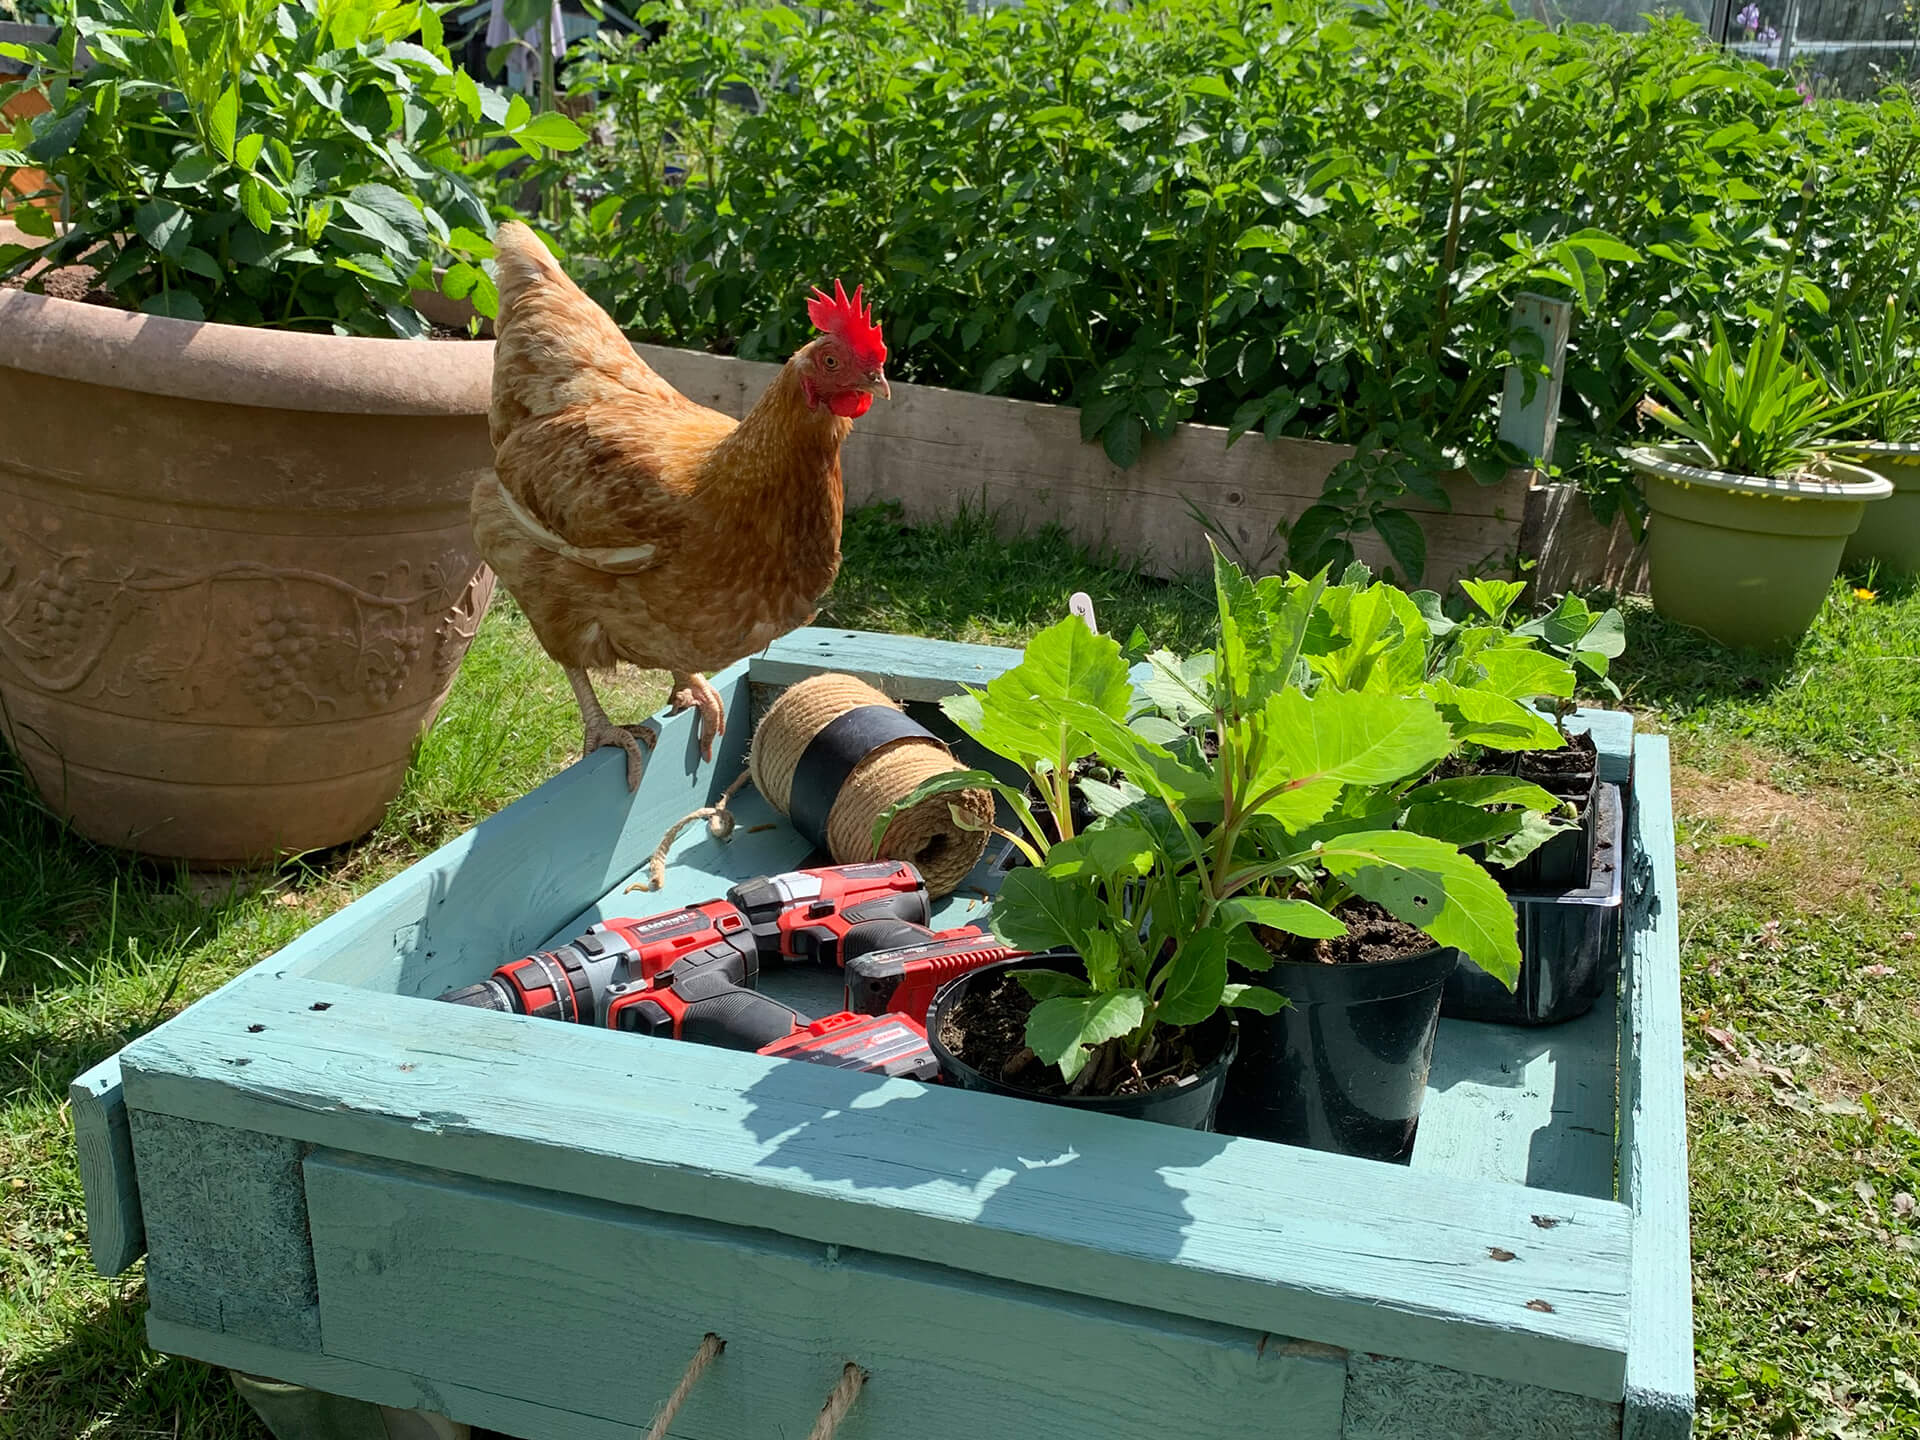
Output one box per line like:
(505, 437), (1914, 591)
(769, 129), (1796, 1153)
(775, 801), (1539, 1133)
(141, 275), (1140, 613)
(2, 1292), (266, 1440)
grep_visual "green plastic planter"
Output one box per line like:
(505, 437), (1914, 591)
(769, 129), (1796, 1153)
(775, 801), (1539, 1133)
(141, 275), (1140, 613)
(1625, 444), (1892, 650)
(1838, 444), (1920, 575)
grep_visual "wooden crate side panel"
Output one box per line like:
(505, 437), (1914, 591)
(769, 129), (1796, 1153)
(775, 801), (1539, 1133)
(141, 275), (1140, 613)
(271, 665), (752, 998)
(1343, 1352), (1621, 1440)
(635, 344), (1528, 586)
(118, 972), (1634, 1398)
(305, 1153), (1347, 1440)
(1617, 738), (1696, 1440)
(70, 1054), (145, 1275)
(127, 1110), (320, 1351)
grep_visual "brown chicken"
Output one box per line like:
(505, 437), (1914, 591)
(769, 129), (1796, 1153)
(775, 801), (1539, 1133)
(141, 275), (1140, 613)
(474, 222), (890, 789)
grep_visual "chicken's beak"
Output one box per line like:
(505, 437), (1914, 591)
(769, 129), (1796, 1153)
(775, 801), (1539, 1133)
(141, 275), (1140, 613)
(871, 370), (891, 401)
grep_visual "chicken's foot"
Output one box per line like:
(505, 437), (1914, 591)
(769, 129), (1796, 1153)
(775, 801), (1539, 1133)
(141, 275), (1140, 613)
(667, 671), (726, 762)
(565, 666), (656, 791)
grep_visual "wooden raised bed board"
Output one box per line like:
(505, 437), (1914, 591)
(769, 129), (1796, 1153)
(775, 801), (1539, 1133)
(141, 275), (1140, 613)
(74, 629), (1694, 1440)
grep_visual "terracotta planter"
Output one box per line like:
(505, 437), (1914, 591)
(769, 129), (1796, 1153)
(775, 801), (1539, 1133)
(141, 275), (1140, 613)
(1838, 442), (1920, 575)
(0, 270), (496, 863)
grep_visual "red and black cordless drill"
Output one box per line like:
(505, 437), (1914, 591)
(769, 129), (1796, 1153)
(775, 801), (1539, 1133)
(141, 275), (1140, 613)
(726, 860), (932, 968)
(433, 863), (944, 1079)
(433, 899), (750, 1023)
(603, 939), (936, 1078)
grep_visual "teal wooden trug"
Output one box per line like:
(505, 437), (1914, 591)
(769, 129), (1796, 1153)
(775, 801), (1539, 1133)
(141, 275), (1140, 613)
(71, 628), (1695, 1440)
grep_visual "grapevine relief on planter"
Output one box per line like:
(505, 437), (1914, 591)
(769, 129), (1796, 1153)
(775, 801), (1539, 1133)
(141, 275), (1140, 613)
(0, 528), (488, 722)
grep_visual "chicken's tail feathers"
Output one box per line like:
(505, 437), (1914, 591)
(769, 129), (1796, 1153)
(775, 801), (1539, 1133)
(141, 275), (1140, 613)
(493, 220), (571, 323)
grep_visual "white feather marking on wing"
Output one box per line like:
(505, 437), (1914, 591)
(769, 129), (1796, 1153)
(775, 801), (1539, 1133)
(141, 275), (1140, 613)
(489, 477), (657, 574)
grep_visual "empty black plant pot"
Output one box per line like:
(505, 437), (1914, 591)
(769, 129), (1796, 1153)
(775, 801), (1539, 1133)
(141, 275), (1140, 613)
(927, 956), (1239, 1132)
(1444, 783), (1626, 1026)
(1216, 944), (1460, 1162)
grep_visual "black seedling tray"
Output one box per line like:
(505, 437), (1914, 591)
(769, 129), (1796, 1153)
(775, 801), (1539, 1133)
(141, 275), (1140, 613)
(1443, 782), (1626, 1027)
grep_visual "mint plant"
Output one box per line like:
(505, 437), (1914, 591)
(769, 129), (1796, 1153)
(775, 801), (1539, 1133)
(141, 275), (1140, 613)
(0, 0), (584, 335)
(884, 553), (1545, 1089)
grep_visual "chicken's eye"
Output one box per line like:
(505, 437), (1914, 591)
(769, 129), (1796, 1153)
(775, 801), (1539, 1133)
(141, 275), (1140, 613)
(823, 354), (839, 370)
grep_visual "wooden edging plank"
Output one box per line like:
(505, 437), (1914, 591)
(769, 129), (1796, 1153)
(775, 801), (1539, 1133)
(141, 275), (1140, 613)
(116, 971), (1632, 1400)
(1618, 737), (1697, 1439)
(633, 345), (1529, 586)
(68, 1055), (144, 1276)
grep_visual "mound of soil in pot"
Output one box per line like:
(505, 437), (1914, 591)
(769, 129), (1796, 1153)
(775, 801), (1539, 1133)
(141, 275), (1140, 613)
(1259, 900), (1437, 966)
(1517, 728), (1597, 783)
(939, 968), (1204, 1099)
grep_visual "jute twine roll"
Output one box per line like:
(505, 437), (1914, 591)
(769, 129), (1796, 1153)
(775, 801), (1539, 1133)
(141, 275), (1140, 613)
(750, 673), (993, 897)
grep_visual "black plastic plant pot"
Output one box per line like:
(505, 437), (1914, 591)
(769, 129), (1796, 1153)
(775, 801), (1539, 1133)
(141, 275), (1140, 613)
(1443, 783), (1627, 1027)
(927, 956), (1239, 1132)
(1496, 763), (1602, 892)
(1214, 943), (1460, 1163)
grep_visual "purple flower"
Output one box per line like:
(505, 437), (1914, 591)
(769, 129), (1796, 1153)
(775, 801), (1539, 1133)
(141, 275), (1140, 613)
(1735, 3), (1760, 30)
(1759, 23), (1779, 42)
(1797, 79), (1815, 102)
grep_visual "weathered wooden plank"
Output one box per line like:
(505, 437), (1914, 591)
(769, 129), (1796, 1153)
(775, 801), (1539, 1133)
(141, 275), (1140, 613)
(1344, 1351), (1621, 1440)
(635, 344), (1529, 587)
(148, 1316), (649, 1440)
(68, 1055), (146, 1275)
(1412, 1004), (1618, 1202)
(1617, 739), (1696, 1440)
(118, 973), (1634, 1399)
(126, 1110), (321, 1351)
(1521, 483), (1649, 600)
(261, 665), (751, 1000)
(305, 1152), (1348, 1440)
(751, 628), (1024, 702)
(1499, 295), (1575, 467)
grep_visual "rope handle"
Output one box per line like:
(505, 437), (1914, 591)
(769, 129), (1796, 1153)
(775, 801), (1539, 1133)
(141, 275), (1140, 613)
(625, 768), (753, 894)
(642, 1334), (868, 1440)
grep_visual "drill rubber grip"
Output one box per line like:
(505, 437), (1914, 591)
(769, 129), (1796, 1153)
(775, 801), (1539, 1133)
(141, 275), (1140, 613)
(678, 987), (805, 1051)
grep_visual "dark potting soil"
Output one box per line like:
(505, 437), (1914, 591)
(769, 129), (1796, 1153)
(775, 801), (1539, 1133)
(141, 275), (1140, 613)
(1517, 728), (1597, 780)
(1260, 899), (1438, 967)
(940, 968), (1203, 1099)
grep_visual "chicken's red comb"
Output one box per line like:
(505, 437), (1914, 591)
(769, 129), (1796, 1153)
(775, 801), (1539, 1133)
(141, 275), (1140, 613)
(807, 279), (886, 368)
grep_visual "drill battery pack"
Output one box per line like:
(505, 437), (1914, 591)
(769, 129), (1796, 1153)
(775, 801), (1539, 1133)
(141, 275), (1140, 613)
(757, 1011), (940, 1081)
(842, 928), (1024, 1023)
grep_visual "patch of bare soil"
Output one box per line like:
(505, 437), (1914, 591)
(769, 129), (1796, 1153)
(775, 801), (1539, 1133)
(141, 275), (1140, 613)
(1671, 747), (1872, 908)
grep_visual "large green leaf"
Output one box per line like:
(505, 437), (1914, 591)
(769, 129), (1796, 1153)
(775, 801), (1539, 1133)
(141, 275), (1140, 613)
(1015, 615), (1133, 720)
(1153, 927), (1229, 1026)
(1425, 679), (1565, 752)
(1026, 990), (1150, 1081)
(989, 867), (1104, 952)
(1401, 775), (1562, 812)
(1218, 896), (1347, 937)
(1473, 648), (1576, 702)
(1043, 824), (1155, 881)
(1261, 687), (1453, 789)
(1401, 799), (1527, 851)
(1315, 830), (1521, 987)
(1221, 984), (1289, 1015)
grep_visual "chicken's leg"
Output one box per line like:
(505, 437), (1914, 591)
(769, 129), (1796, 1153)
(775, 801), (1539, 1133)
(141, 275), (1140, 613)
(565, 665), (655, 791)
(668, 671), (727, 762)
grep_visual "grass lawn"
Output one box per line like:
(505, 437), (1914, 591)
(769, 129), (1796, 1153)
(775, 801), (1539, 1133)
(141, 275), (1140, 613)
(2, 502), (1916, 1440)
